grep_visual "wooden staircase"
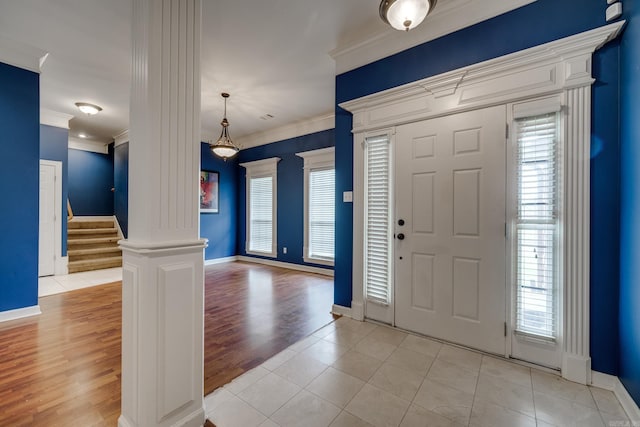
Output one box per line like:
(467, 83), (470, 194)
(67, 218), (122, 273)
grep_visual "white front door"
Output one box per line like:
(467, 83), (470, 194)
(39, 161), (56, 277)
(394, 106), (507, 355)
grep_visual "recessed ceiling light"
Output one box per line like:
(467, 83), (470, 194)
(78, 133), (87, 138)
(75, 102), (102, 115)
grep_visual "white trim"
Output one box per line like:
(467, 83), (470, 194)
(68, 138), (110, 154)
(592, 371), (640, 422)
(350, 300), (365, 321)
(341, 24), (623, 381)
(113, 215), (124, 240)
(340, 22), (625, 134)
(236, 113), (334, 149)
(331, 304), (352, 318)
(39, 160), (63, 279)
(55, 256), (68, 276)
(241, 158), (281, 258)
(237, 255), (333, 276)
(204, 256), (238, 265)
(114, 130), (130, 146)
(0, 305), (41, 323)
(40, 109), (73, 129)
(331, 0), (537, 75)
(0, 35), (48, 73)
(296, 147), (336, 267)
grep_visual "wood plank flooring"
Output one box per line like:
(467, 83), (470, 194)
(0, 262), (334, 426)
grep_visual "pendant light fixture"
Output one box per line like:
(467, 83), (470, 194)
(209, 92), (240, 160)
(379, 0), (437, 32)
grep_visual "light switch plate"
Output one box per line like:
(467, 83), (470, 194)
(343, 191), (353, 203)
(606, 2), (622, 21)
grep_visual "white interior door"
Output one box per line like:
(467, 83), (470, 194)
(394, 106), (507, 355)
(39, 161), (56, 277)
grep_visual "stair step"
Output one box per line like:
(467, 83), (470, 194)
(68, 247), (122, 262)
(68, 220), (115, 230)
(68, 256), (122, 274)
(68, 237), (120, 251)
(68, 227), (118, 236)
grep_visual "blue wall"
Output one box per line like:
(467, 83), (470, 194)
(619, 0), (640, 404)
(237, 129), (335, 269)
(0, 62), (39, 312)
(335, 0), (622, 375)
(40, 124), (69, 256)
(68, 148), (114, 216)
(201, 142), (238, 260)
(114, 142), (129, 237)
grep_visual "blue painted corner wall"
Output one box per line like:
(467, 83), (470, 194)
(114, 142), (129, 237)
(619, 0), (640, 405)
(237, 129), (335, 269)
(68, 148), (114, 216)
(201, 142), (238, 260)
(0, 62), (39, 312)
(335, 0), (622, 376)
(40, 124), (69, 256)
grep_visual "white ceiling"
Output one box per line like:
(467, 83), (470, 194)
(0, 0), (533, 147)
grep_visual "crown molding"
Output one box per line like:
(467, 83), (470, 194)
(114, 129), (130, 146)
(235, 113), (334, 150)
(0, 34), (48, 73)
(331, 0), (537, 75)
(40, 109), (74, 129)
(68, 137), (109, 154)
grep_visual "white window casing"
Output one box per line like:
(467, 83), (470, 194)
(296, 147), (335, 266)
(240, 157), (280, 258)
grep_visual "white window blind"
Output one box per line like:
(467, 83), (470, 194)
(309, 168), (335, 261)
(515, 112), (559, 339)
(249, 176), (273, 253)
(364, 135), (392, 306)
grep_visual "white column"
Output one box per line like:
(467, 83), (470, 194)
(119, 1), (206, 426)
(562, 85), (592, 385)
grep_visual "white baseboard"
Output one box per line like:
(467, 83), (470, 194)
(236, 256), (334, 276)
(55, 255), (68, 275)
(204, 256), (238, 265)
(0, 305), (41, 323)
(331, 304), (352, 317)
(592, 370), (640, 422)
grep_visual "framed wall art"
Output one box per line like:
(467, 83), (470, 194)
(200, 170), (219, 213)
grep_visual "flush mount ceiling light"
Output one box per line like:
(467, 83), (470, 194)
(75, 102), (102, 115)
(379, 0), (437, 31)
(209, 92), (240, 161)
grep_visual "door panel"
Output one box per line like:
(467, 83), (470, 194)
(394, 106), (507, 355)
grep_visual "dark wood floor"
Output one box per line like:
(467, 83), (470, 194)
(0, 262), (334, 426)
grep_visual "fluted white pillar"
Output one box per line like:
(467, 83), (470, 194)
(118, 1), (206, 426)
(562, 85), (592, 385)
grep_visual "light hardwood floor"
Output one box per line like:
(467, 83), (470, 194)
(0, 262), (334, 426)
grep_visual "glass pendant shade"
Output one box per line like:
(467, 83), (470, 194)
(379, 0), (436, 31)
(209, 93), (240, 160)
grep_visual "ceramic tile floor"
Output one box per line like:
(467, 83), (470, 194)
(205, 316), (634, 427)
(38, 267), (123, 297)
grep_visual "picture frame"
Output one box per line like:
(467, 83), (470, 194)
(200, 170), (219, 213)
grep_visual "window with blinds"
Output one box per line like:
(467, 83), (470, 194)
(364, 135), (392, 306)
(515, 112), (559, 339)
(309, 168), (335, 261)
(249, 176), (274, 254)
